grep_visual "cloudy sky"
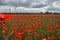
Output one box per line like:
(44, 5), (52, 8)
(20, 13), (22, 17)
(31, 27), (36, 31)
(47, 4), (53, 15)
(0, 0), (60, 13)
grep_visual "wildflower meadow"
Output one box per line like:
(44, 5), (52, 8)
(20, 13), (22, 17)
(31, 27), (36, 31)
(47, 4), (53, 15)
(0, 14), (60, 40)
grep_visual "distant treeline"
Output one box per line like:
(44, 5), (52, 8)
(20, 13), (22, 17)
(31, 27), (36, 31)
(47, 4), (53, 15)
(0, 11), (60, 14)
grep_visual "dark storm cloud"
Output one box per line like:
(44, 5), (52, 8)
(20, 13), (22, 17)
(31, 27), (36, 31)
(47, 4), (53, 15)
(0, 0), (47, 7)
(32, 4), (47, 8)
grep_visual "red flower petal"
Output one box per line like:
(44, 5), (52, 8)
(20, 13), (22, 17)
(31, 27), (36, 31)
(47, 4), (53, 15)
(48, 27), (53, 32)
(2, 26), (8, 35)
(28, 30), (34, 33)
(4, 14), (11, 20)
(47, 24), (51, 27)
(38, 22), (41, 26)
(48, 37), (53, 40)
(0, 22), (3, 25)
(25, 38), (30, 40)
(16, 19), (18, 23)
(32, 23), (38, 28)
(54, 25), (59, 29)
(32, 18), (38, 21)
(12, 27), (17, 31)
(0, 14), (11, 20)
(14, 32), (21, 39)
(41, 38), (46, 40)
(23, 21), (27, 25)
(24, 30), (34, 33)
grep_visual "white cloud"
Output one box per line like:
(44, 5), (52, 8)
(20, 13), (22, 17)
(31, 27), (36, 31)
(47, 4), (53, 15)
(0, 5), (49, 13)
(13, 6), (48, 13)
(52, 1), (60, 8)
(16, 5), (48, 13)
(0, 0), (60, 13)
(28, 0), (48, 8)
(0, 6), (15, 13)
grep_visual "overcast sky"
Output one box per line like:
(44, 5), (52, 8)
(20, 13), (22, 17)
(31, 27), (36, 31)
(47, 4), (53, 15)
(0, 0), (60, 13)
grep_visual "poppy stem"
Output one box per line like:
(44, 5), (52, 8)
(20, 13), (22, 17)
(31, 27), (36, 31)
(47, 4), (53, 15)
(7, 31), (14, 38)
(3, 35), (8, 40)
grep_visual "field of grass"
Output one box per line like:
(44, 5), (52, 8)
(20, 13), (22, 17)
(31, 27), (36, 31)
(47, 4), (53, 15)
(0, 14), (60, 40)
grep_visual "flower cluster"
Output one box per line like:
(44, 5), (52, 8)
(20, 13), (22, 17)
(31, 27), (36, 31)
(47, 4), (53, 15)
(1, 14), (60, 40)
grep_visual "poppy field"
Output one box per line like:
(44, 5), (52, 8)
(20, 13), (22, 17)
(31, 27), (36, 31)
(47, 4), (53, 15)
(0, 14), (60, 40)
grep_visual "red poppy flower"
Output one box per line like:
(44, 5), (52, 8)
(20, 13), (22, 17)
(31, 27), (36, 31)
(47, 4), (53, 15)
(23, 25), (26, 28)
(20, 26), (24, 30)
(48, 27), (53, 32)
(12, 37), (15, 40)
(38, 22), (41, 26)
(48, 37), (53, 40)
(24, 30), (34, 33)
(14, 32), (21, 39)
(12, 27), (17, 31)
(16, 19), (18, 23)
(23, 26), (27, 28)
(0, 14), (4, 17)
(0, 14), (5, 20)
(25, 38), (30, 40)
(0, 14), (10, 20)
(32, 18), (38, 21)
(27, 30), (34, 33)
(24, 30), (28, 32)
(4, 14), (11, 20)
(47, 24), (51, 27)
(23, 21), (26, 25)
(32, 23), (38, 28)
(2, 26), (7, 30)
(33, 32), (40, 38)
(0, 22), (3, 25)
(54, 25), (59, 29)
(2, 29), (8, 35)
(41, 38), (46, 40)
(2, 26), (8, 35)
(21, 32), (25, 34)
